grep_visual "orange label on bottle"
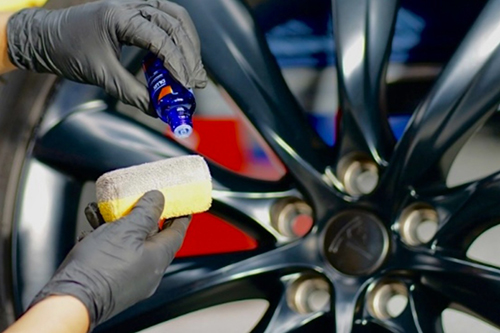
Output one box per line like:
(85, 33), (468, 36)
(158, 85), (173, 101)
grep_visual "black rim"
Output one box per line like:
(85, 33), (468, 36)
(11, 0), (500, 332)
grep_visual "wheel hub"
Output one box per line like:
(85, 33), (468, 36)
(323, 211), (390, 275)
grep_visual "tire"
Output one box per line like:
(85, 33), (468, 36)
(0, 0), (94, 329)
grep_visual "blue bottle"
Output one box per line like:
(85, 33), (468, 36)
(143, 53), (196, 138)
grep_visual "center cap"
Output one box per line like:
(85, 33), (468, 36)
(323, 211), (389, 275)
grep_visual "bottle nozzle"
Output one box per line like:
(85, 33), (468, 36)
(166, 106), (194, 138)
(173, 124), (193, 138)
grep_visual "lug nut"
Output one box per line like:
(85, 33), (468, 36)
(271, 198), (313, 238)
(338, 154), (379, 196)
(399, 203), (439, 245)
(367, 281), (408, 319)
(287, 277), (330, 314)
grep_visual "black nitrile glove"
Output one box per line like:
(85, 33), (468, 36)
(7, 0), (207, 114)
(30, 190), (191, 331)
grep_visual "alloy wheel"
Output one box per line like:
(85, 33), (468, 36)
(11, 0), (500, 332)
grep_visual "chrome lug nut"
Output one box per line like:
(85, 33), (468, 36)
(399, 203), (439, 245)
(338, 154), (379, 196)
(271, 198), (313, 238)
(367, 281), (409, 319)
(287, 277), (331, 314)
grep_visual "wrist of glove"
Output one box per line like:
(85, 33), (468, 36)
(7, 0), (207, 114)
(30, 191), (191, 331)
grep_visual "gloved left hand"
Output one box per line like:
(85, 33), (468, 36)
(7, 0), (207, 115)
(29, 190), (190, 331)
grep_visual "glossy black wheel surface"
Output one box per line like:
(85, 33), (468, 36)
(8, 0), (500, 332)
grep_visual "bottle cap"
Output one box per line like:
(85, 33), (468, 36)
(173, 124), (193, 138)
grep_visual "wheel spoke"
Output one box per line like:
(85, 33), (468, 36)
(34, 108), (189, 179)
(331, 282), (360, 333)
(98, 243), (315, 332)
(383, 0), (500, 193)
(411, 251), (500, 327)
(351, 277), (445, 333)
(35, 109), (288, 189)
(404, 283), (446, 333)
(425, 172), (500, 252)
(333, 0), (398, 166)
(255, 288), (332, 333)
(352, 321), (396, 333)
(172, 0), (336, 204)
(371, 282), (446, 333)
(213, 187), (308, 244)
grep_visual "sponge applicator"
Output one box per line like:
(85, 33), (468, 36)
(96, 155), (212, 223)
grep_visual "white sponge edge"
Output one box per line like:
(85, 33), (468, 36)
(96, 155), (211, 202)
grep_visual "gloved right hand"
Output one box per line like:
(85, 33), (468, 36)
(7, 0), (207, 115)
(29, 190), (190, 331)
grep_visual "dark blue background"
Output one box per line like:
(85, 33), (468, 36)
(254, 0), (488, 67)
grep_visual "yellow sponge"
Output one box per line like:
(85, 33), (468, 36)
(96, 155), (212, 222)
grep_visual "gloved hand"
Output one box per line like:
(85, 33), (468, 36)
(30, 190), (191, 331)
(7, 0), (207, 114)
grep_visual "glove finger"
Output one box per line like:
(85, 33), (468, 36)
(124, 190), (165, 239)
(148, 215), (191, 259)
(146, 0), (201, 53)
(139, 7), (203, 86)
(84, 202), (106, 230)
(77, 230), (93, 242)
(117, 16), (190, 87)
(101, 55), (151, 113)
(192, 64), (208, 89)
(146, 2), (208, 88)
